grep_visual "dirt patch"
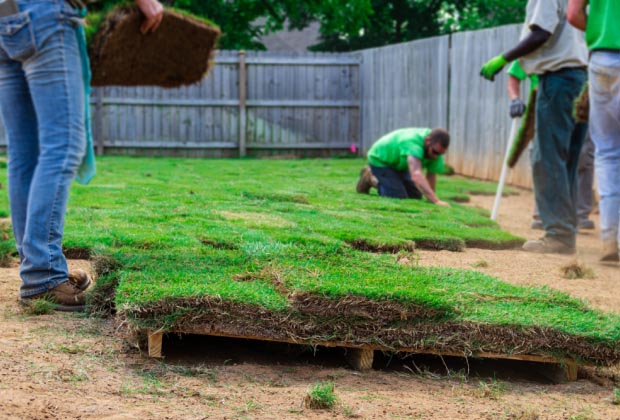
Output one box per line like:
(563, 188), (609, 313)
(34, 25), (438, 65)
(348, 239), (416, 253)
(63, 247), (91, 260)
(200, 238), (238, 250)
(90, 6), (220, 87)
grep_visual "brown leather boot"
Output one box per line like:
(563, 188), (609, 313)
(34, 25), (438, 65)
(356, 166), (378, 194)
(600, 240), (620, 262)
(19, 281), (87, 312)
(68, 269), (92, 291)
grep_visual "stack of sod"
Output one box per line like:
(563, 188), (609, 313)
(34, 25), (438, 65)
(104, 246), (620, 365)
(38, 157), (614, 366)
(507, 89), (537, 168)
(89, 5), (220, 87)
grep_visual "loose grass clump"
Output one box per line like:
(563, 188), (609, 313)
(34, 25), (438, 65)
(304, 381), (337, 410)
(21, 298), (57, 316)
(561, 261), (596, 280)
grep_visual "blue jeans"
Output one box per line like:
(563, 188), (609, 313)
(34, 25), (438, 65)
(369, 165), (422, 199)
(589, 51), (620, 246)
(532, 68), (587, 247)
(0, 0), (86, 297)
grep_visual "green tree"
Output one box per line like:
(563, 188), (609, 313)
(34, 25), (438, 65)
(311, 0), (527, 52)
(90, 0), (525, 51)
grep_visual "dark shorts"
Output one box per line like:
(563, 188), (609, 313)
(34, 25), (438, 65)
(369, 165), (422, 199)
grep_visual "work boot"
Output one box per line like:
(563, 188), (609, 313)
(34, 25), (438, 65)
(578, 219), (595, 230)
(522, 237), (576, 255)
(530, 220), (544, 230)
(19, 281), (87, 312)
(356, 166), (378, 194)
(600, 240), (620, 262)
(68, 269), (92, 291)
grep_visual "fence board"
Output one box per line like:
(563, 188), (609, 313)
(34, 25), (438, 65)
(359, 35), (450, 153)
(447, 24), (531, 187)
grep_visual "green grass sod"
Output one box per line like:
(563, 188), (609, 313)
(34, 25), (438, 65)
(1, 156), (619, 364)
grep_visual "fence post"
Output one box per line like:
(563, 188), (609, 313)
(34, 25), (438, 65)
(238, 50), (247, 157)
(93, 88), (104, 155)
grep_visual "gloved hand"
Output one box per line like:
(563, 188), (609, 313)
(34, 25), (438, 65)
(510, 98), (526, 118)
(480, 54), (508, 81)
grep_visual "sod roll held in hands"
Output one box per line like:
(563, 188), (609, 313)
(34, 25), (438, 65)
(89, 5), (220, 87)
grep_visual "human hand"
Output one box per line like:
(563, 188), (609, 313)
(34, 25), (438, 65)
(480, 54), (508, 81)
(510, 98), (526, 118)
(435, 200), (451, 207)
(135, 0), (164, 34)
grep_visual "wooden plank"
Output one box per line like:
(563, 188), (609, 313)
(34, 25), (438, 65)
(93, 88), (104, 155)
(345, 348), (374, 371)
(104, 141), (238, 148)
(145, 328), (581, 380)
(148, 331), (163, 358)
(238, 50), (247, 157)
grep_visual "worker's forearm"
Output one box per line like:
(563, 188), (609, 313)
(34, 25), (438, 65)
(412, 173), (440, 203)
(567, 0), (588, 31)
(507, 76), (521, 100)
(503, 27), (552, 62)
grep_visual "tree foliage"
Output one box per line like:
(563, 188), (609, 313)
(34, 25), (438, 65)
(91, 0), (526, 51)
(312, 0), (527, 52)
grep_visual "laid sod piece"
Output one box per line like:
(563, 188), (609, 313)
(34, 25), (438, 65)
(59, 158), (523, 254)
(574, 83), (589, 123)
(507, 89), (537, 168)
(89, 6), (220, 87)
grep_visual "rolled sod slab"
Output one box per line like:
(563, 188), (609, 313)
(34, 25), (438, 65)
(507, 88), (537, 169)
(89, 6), (220, 87)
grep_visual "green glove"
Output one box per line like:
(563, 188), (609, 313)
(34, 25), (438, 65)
(480, 54), (508, 81)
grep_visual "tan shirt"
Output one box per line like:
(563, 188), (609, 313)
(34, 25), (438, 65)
(518, 0), (588, 75)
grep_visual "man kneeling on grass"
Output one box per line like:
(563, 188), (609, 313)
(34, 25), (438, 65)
(356, 128), (451, 207)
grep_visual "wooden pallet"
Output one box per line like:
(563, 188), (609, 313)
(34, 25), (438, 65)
(146, 330), (579, 382)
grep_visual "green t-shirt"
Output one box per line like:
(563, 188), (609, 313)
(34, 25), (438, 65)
(507, 61), (539, 91)
(367, 128), (445, 174)
(586, 0), (620, 51)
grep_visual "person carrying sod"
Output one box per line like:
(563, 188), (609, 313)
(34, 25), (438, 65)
(356, 128), (451, 207)
(480, 0), (588, 255)
(0, 0), (164, 311)
(507, 60), (596, 232)
(568, 0), (620, 262)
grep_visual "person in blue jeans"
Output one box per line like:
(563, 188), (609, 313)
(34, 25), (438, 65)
(568, 0), (620, 262)
(356, 127), (451, 207)
(0, 0), (163, 311)
(481, 0), (588, 255)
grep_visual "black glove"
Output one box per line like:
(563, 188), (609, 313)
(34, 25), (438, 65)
(510, 98), (526, 118)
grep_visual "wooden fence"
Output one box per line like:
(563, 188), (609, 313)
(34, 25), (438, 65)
(88, 50), (361, 157)
(448, 24), (532, 187)
(359, 35), (450, 152)
(0, 24), (536, 186)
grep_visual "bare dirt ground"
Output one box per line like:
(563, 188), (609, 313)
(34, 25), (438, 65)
(1, 189), (620, 420)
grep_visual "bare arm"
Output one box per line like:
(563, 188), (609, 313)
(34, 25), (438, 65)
(407, 156), (450, 206)
(507, 75), (521, 100)
(136, 0), (164, 34)
(568, 0), (588, 31)
(503, 26), (552, 62)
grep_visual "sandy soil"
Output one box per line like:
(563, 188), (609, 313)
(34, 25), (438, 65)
(1, 189), (619, 420)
